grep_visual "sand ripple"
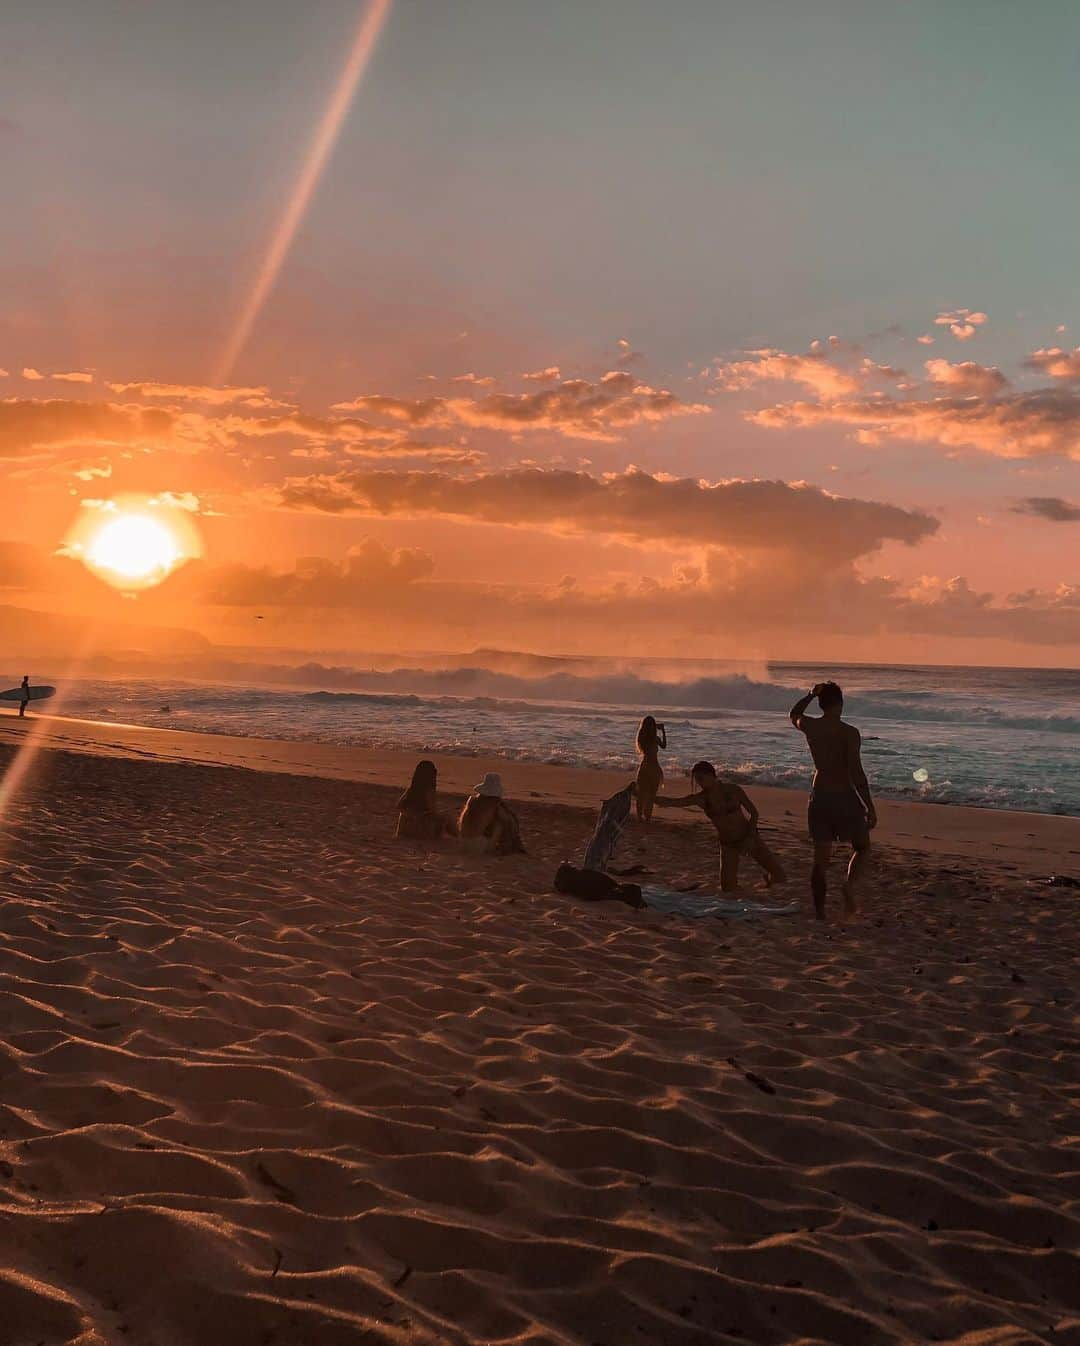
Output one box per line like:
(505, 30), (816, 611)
(0, 744), (1077, 1344)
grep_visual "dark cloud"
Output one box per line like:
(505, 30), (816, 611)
(194, 539), (434, 607)
(277, 466), (937, 564)
(0, 398), (174, 458)
(229, 411), (479, 462)
(188, 548), (1080, 648)
(1011, 496), (1080, 523)
(5, 525), (1073, 648)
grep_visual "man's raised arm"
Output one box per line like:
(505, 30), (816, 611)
(789, 687), (819, 729)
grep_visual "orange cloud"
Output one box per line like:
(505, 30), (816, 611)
(752, 389), (1080, 460)
(923, 359), (1008, 397)
(452, 373), (496, 387)
(522, 366), (561, 383)
(225, 411), (481, 463)
(1025, 346), (1080, 381)
(934, 308), (988, 341)
(53, 371), (94, 384)
(717, 347), (864, 397)
(334, 374), (709, 442)
(716, 346), (906, 399)
(72, 462), (113, 481)
(107, 381), (291, 409)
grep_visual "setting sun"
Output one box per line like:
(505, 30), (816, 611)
(87, 513), (181, 583)
(64, 496), (202, 591)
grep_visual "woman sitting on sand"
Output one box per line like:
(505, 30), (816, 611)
(395, 760), (458, 841)
(656, 760), (786, 892)
(635, 715), (667, 823)
(458, 773), (526, 855)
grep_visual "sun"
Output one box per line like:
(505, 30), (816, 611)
(87, 514), (182, 583)
(66, 496), (202, 590)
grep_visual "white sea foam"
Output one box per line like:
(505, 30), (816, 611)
(10, 658), (1077, 816)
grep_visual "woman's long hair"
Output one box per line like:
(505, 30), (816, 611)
(636, 715), (658, 754)
(399, 759), (437, 810)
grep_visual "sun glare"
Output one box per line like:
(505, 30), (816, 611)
(87, 514), (181, 582)
(66, 496), (202, 590)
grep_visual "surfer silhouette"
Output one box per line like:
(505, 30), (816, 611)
(19, 676), (30, 718)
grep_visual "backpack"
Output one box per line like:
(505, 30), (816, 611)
(553, 862), (644, 909)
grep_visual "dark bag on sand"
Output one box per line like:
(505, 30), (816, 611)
(554, 862), (644, 909)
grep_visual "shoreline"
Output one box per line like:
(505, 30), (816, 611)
(2, 707), (1076, 877)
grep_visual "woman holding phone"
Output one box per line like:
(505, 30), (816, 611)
(635, 715), (667, 823)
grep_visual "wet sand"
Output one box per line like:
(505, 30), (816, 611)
(0, 718), (1077, 1344)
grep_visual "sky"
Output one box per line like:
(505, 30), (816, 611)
(1, 0), (1077, 668)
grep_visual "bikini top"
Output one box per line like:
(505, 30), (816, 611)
(702, 785), (742, 822)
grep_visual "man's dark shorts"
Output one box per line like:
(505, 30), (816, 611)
(808, 789), (870, 846)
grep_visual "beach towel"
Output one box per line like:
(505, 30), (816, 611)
(583, 783), (634, 872)
(639, 885), (799, 920)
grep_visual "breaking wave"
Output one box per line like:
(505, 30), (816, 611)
(304, 668), (1079, 734)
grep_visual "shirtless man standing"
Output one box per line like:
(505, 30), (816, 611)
(789, 681), (876, 920)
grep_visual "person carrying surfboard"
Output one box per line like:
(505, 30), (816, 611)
(1, 679), (55, 714)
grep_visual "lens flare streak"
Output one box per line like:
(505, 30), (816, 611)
(215, 0), (394, 384)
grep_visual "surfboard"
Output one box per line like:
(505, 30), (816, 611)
(0, 685), (56, 702)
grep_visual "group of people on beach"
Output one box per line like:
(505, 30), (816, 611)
(633, 681), (875, 916)
(396, 763), (526, 855)
(397, 680), (876, 919)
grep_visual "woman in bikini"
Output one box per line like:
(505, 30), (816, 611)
(635, 715), (667, 823)
(655, 759), (786, 891)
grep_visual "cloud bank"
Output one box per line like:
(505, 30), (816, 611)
(334, 372), (709, 441)
(278, 466), (937, 563)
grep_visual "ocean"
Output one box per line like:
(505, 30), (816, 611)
(11, 657), (1077, 817)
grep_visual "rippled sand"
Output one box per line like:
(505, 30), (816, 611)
(0, 736), (1077, 1345)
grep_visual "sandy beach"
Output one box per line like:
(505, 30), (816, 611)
(0, 713), (1077, 1345)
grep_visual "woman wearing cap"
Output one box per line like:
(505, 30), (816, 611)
(395, 760), (458, 841)
(458, 773), (526, 855)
